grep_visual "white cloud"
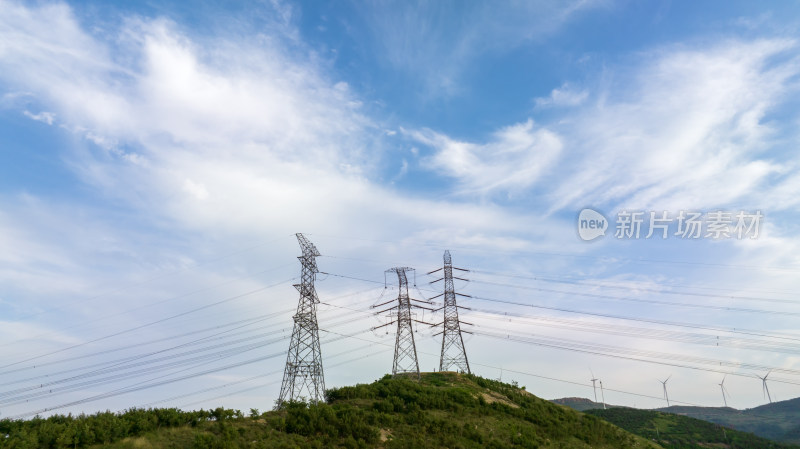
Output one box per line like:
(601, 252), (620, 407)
(182, 179), (209, 200)
(763, 168), (800, 211)
(534, 82), (589, 108)
(0, 1), (371, 171)
(0, 0), (552, 250)
(399, 39), (800, 210)
(23, 110), (55, 124)
(0, 0), (553, 325)
(546, 39), (800, 213)
(410, 119), (563, 195)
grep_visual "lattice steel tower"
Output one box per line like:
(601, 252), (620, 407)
(372, 267), (434, 378)
(430, 250), (471, 373)
(276, 233), (325, 406)
(389, 268), (420, 377)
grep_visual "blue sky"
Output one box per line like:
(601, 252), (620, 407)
(2, 0), (800, 418)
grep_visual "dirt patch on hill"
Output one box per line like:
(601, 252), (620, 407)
(480, 391), (519, 408)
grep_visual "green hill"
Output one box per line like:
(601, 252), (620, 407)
(1, 372), (664, 449)
(585, 407), (800, 449)
(656, 398), (800, 445)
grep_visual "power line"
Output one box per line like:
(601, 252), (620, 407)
(0, 327), (290, 403)
(0, 278), (297, 370)
(2, 308), (372, 412)
(470, 269), (800, 304)
(312, 271), (800, 383)
(470, 328), (800, 385)
(319, 270), (800, 343)
(0, 312), (291, 389)
(8, 347), (290, 419)
(317, 328), (711, 408)
(4, 235), (297, 329)
(8, 324), (376, 419)
(462, 293), (800, 343)
(0, 333), (292, 407)
(467, 308), (800, 356)
(136, 342), (380, 409)
(176, 347), (387, 410)
(467, 278), (800, 317)
(1, 285), (377, 383)
(0, 309), (294, 380)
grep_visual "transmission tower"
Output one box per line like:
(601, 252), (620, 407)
(429, 250), (472, 373)
(276, 233), (325, 407)
(372, 267), (434, 378)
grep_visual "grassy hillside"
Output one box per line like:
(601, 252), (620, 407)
(586, 407), (799, 449)
(1, 372), (664, 449)
(657, 398), (800, 445)
(550, 397), (614, 412)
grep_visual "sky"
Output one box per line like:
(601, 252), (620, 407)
(1, 0), (800, 418)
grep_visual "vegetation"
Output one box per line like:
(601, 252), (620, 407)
(0, 372), (663, 448)
(658, 399), (800, 445)
(550, 397), (613, 412)
(585, 407), (800, 449)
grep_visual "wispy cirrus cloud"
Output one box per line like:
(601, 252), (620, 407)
(405, 38), (800, 215)
(547, 39), (800, 213)
(0, 1), (371, 170)
(354, 0), (602, 94)
(407, 119), (563, 196)
(0, 0), (547, 304)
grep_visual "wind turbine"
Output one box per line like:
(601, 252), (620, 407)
(590, 369), (599, 403)
(659, 375), (671, 407)
(718, 375), (730, 407)
(757, 371), (772, 403)
(599, 379), (607, 409)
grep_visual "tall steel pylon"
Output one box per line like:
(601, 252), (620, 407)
(372, 267), (433, 378)
(276, 233), (325, 407)
(429, 250), (471, 373)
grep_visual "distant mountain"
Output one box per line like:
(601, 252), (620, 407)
(585, 407), (799, 449)
(656, 397), (800, 445)
(553, 395), (800, 446)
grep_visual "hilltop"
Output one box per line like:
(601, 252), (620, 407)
(1, 372), (663, 449)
